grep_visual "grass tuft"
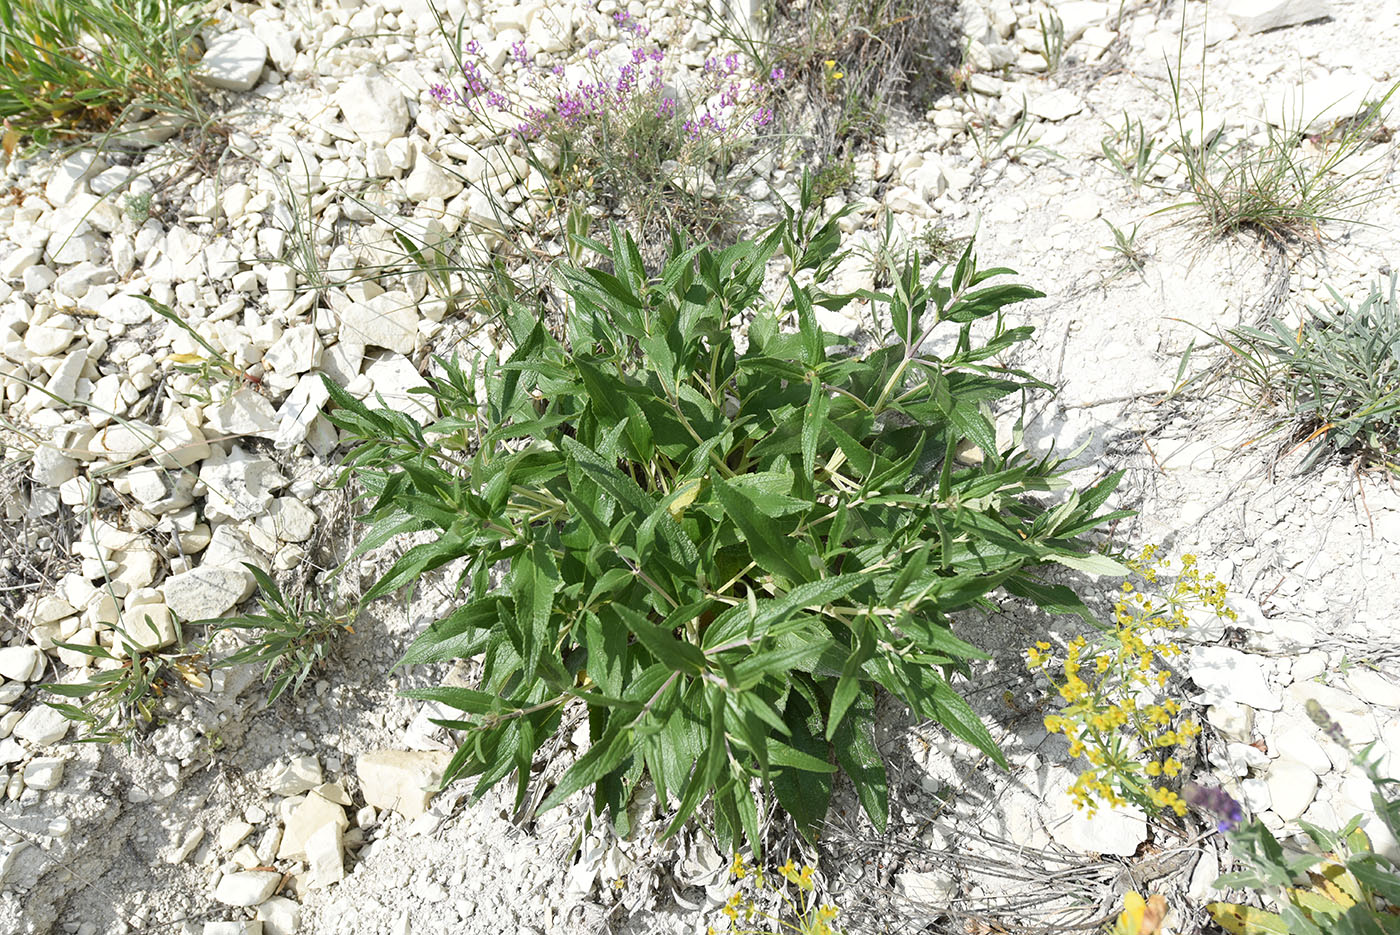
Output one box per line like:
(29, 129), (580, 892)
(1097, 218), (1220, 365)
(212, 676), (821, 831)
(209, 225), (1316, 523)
(0, 0), (210, 146)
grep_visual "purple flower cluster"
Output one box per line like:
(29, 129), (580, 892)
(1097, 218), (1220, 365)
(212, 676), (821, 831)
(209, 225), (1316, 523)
(1183, 782), (1244, 832)
(425, 25), (778, 148)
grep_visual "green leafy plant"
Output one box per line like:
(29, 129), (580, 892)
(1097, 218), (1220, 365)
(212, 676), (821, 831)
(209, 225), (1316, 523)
(1227, 274), (1400, 472)
(1100, 112), (1163, 193)
(212, 564), (359, 704)
(324, 180), (1127, 853)
(426, 16), (774, 254)
(732, 0), (960, 159)
(141, 296), (262, 402)
(1166, 58), (1398, 239)
(1037, 10), (1065, 74)
(1100, 219), (1147, 280)
(43, 616), (208, 743)
(0, 0), (210, 146)
(1204, 705), (1400, 934)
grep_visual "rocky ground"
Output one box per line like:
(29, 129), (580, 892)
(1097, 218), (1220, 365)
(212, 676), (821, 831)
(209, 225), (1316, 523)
(1, 0), (1399, 932)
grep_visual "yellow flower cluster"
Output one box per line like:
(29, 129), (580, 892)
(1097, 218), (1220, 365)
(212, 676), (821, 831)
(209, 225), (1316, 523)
(712, 856), (844, 935)
(1024, 546), (1233, 818)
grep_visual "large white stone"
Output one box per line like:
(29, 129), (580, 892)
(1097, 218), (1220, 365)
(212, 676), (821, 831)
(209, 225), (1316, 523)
(336, 75), (410, 146)
(356, 749), (453, 818)
(30, 444), (78, 489)
(364, 354), (436, 421)
(45, 151), (107, 205)
(404, 153), (465, 202)
(1027, 89), (1083, 121)
(126, 603), (178, 651)
(305, 820), (344, 888)
(337, 295), (418, 354)
(273, 373), (330, 451)
(1346, 670), (1400, 709)
(207, 388), (279, 438)
(12, 704), (70, 746)
(263, 324), (322, 375)
(276, 789), (347, 860)
(1224, 0), (1331, 34)
(0, 646), (42, 682)
(197, 31), (269, 92)
(1265, 758), (1318, 820)
(22, 756), (66, 791)
(200, 446), (287, 522)
(255, 897), (301, 935)
(1188, 647), (1282, 711)
(268, 755), (322, 796)
(1268, 725), (1328, 778)
(213, 870), (281, 907)
(1044, 773), (1147, 856)
(161, 566), (255, 621)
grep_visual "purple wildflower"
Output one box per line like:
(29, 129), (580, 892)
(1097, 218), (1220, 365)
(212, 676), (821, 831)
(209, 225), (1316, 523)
(771, 66), (785, 81)
(511, 40), (529, 64)
(428, 83), (454, 104)
(657, 97), (677, 118)
(1306, 700), (1349, 747)
(752, 106), (774, 128)
(464, 39), (481, 55)
(1183, 782), (1244, 832)
(486, 90), (509, 110)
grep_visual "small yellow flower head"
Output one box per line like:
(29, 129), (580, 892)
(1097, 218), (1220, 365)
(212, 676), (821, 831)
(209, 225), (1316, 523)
(730, 853), (747, 879)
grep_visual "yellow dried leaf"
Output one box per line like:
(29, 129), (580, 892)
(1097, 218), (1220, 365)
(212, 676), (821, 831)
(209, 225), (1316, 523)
(1207, 902), (1289, 935)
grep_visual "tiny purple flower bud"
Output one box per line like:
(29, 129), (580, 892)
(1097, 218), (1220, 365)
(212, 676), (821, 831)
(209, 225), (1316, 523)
(771, 66), (785, 82)
(1183, 782), (1244, 832)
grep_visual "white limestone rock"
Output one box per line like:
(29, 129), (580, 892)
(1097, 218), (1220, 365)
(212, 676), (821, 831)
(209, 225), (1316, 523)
(356, 749), (453, 818)
(277, 788), (347, 860)
(268, 755), (322, 797)
(337, 294), (418, 354)
(29, 444), (77, 487)
(0, 646), (42, 682)
(12, 704), (70, 746)
(197, 31), (269, 92)
(1224, 0), (1331, 34)
(255, 897), (302, 935)
(200, 446), (287, 522)
(161, 566), (255, 621)
(1027, 89), (1083, 122)
(1045, 773), (1147, 856)
(336, 74), (410, 146)
(1266, 758), (1319, 820)
(263, 324), (322, 376)
(45, 151), (106, 205)
(126, 603), (179, 651)
(214, 870), (282, 907)
(404, 152), (465, 202)
(1188, 647), (1282, 711)
(207, 387), (279, 439)
(22, 757), (66, 791)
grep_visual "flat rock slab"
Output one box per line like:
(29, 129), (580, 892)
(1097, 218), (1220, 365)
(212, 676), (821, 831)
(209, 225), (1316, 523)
(356, 749), (452, 819)
(197, 31), (269, 92)
(336, 75), (410, 146)
(161, 566), (255, 621)
(1225, 0), (1331, 33)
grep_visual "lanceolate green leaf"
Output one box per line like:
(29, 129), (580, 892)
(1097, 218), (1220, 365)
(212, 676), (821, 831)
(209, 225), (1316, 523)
(329, 219), (1124, 855)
